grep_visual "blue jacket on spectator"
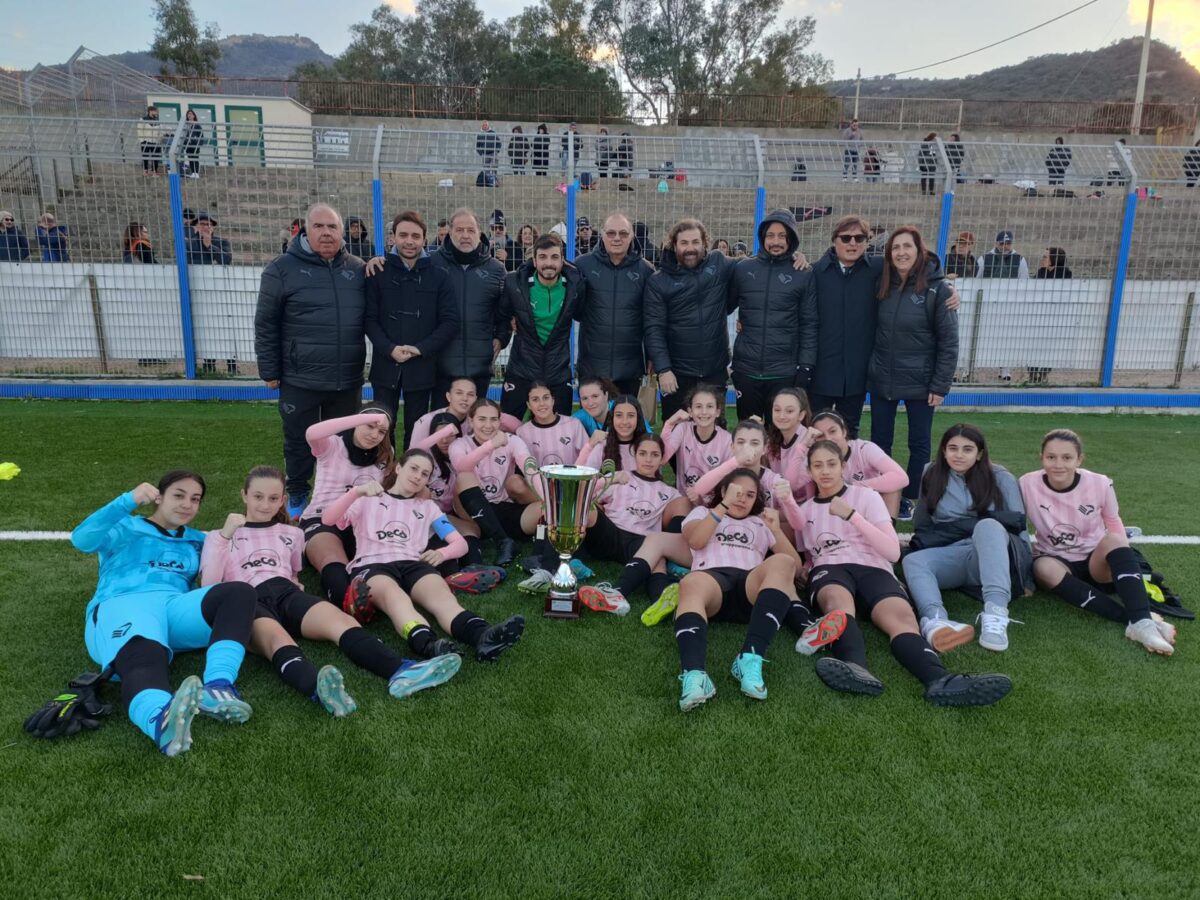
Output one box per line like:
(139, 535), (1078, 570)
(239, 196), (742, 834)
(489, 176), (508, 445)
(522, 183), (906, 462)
(187, 234), (233, 265)
(0, 225), (30, 261)
(37, 224), (69, 262)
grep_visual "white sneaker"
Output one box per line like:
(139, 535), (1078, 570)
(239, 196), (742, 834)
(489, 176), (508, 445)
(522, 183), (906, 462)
(977, 602), (1020, 652)
(1126, 617), (1174, 656)
(1150, 612), (1177, 646)
(920, 615), (975, 652)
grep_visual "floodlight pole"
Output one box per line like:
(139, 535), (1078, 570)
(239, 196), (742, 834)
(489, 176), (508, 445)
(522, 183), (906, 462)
(1131, 0), (1154, 135)
(853, 68), (861, 120)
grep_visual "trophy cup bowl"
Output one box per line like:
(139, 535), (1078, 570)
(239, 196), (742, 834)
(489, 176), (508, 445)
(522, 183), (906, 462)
(527, 462), (613, 618)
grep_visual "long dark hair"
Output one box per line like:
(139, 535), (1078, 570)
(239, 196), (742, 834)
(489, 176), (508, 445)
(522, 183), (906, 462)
(603, 394), (649, 470)
(632, 433), (666, 479)
(732, 418), (769, 471)
(766, 388), (811, 459)
(158, 469), (206, 498)
(383, 448), (436, 493)
(426, 412), (461, 482)
(243, 465), (289, 525)
(877, 225), (931, 299)
(713, 467), (766, 518)
(922, 423), (1001, 515)
(348, 403), (396, 472)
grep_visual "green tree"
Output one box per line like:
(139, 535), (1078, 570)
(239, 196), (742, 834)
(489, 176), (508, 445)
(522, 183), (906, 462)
(149, 0), (221, 78)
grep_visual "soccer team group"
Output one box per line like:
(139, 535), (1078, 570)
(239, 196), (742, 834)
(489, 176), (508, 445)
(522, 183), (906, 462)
(61, 208), (1184, 758)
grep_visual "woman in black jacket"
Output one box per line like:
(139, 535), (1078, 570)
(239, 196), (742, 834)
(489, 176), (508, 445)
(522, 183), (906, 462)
(1045, 136), (1071, 186)
(917, 133), (938, 195)
(532, 124), (550, 176)
(868, 225), (958, 521)
(508, 126), (530, 174)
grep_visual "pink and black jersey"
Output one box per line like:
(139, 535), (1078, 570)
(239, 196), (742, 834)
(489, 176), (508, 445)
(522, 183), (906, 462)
(668, 424), (732, 491)
(410, 407), (468, 448)
(302, 436), (388, 521)
(796, 485), (897, 572)
(842, 439), (908, 493)
(449, 434), (533, 503)
(682, 506), (776, 571)
(518, 416), (589, 468)
(426, 460), (457, 514)
(768, 433), (811, 485)
(200, 522), (305, 588)
(583, 440), (637, 473)
(1019, 468), (1123, 562)
(600, 475), (681, 535)
(337, 492), (450, 570)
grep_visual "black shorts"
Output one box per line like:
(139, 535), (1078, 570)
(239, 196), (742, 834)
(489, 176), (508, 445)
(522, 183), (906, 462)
(690, 566), (753, 624)
(583, 511), (645, 562)
(1046, 554), (1115, 591)
(299, 516), (356, 559)
(253, 577), (324, 640)
(809, 563), (909, 616)
(351, 560), (442, 595)
(492, 500), (529, 541)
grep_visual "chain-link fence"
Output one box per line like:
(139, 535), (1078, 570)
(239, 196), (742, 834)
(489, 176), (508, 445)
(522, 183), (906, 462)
(2, 115), (1199, 389)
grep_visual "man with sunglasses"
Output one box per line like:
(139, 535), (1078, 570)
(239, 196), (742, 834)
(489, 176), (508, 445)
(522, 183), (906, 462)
(488, 211), (518, 273)
(0, 211), (30, 262)
(574, 212), (654, 396)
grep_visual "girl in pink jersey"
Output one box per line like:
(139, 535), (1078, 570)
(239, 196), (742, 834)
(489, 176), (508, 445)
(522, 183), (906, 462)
(673, 468), (844, 711)
(409, 377), (524, 448)
(788, 440), (1011, 706)
(326, 449), (526, 663)
(518, 381), (589, 468)
(689, 420), (791, 519)
(811, 410), (908, 517)
(451, 399), (541, 567)
(660, 384), (732, 496)
(766, 388), (821, 491)
(299, 407), (395, 609)
(577, 394), (649, 472)
(1019, 429), (1175, 655)
(201, 466), (461, 715)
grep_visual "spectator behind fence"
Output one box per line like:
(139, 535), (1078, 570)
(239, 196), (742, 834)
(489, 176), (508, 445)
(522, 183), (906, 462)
(576, 217), (598, 255)
(122, 222), (155, 264)
(1184, 140), (1200, 188)
(181, 207), (198, 243)
(945, 133), (965, 183)
(596, 128), (612, 178)
(514, 224), (539, 268)
(792, 157), (807, 182)
(561, 122), (581, 172)
(943, 231), (975, 279)
(1046, 137), (1071, 186)
(254, 203), (367, 513)
(1036, 247), (1072, 280)
(488, 210), (518, 272)
(0, 211), (30, 261)
(633, 221), (659, 268)
(186, 212), (231, 265)
(712, 239), (731, 256)
(344, 216), (371, 259)
(732, 241), (749, 259)
(428, 218), (449, 251)
(574, 212), (654, 396)
(869, 224), (958, 520)
(138, 106), (163, 175)
(976, 231), (1028, 279)
(36, 212), (69, 262)
(181, 109), (203, 179)
(508, 126), (530, 174)
(842, 118), (863, 181)
(282, 217), (302, 254)
(616, 132), (634, 190)
(918, 133), (939, 196)
(863, 147), (881, 183)
(533, 124), (551, 176)
(476, 120), (501, 172)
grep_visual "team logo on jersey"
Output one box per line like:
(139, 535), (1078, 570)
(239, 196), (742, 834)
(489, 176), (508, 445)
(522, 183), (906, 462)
(1039, 503), (1051, 513)
(278, 535), (293, 547)
(476, 269), (490, 280)
(810, 569), (829, 582)
(778, 274), (792, 285)
(375, 520), (410, 543)
(910, 293), (926, 306)
(852, 472), (865, 481)
(241, 555), (280, 570)
(1077, 504), (1095, 516)
(559, 436), (572, 445)
(627, 500), (655, 519)
(148, 548), (190, 572)
(480, 476), (501, 496)
(715, 523), (753, 545)
(1047, 523), (1081, 549)
(627, 272), (641, 282)
(704, 265), (716, 276)
(705, 454), (721, 467)
(111, 622), (132, 639)
(493, 456), (507, 466)
(340, 269), (356, 281)
(503, 382), (515, 392)
(658, 491), (670, 502)
(814, 532), (843, 555)
(413, 510), (425, 520)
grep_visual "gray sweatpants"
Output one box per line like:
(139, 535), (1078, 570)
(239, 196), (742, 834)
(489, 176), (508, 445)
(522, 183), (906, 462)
(901, 517), (1011, 620)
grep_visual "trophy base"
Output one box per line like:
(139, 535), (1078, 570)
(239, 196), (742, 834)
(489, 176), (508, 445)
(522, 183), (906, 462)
(544, 590), (580, 619)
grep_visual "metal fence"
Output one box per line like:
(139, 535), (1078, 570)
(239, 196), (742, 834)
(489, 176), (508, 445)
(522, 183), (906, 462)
(2, 115), (1199, 388)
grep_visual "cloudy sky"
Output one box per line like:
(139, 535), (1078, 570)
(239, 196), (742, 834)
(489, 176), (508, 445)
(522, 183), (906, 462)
(1, 0), (1196, 81)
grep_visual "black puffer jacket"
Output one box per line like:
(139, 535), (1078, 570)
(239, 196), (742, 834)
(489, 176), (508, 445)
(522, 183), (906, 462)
(255, 235), (367, 390)
(499, 261), (586, 384)
(574, 243), (653, 382)
(869, 262), (958, 400)
(365, 252), (460, 391)
(811, 249), (884, 397)
(430, 239), (509, 380)
(643, 249), (735, 377)
(729, 209), (817, 378)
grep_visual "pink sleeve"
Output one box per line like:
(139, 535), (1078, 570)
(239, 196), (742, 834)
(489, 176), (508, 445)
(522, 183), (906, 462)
(306, 414), (381, 456)
(321, 488), (361, 528)
(692, 456), (738, 499)
(861, 442), (909, 493)
(849, 493), (901, 563)
(500, 413), (523, 434)
(660, 420), (685, 459)
(578, 443), (602, 468)
(453, 440), (495, 474)
(508, 435), (535, 473)
(415, 424), (456, 452)
(438, 530), (468, 562)
(775, 484), (804, 532)
(291, 531), (304, 578)
(1102, 479), (1124, 536)
(199, 531), (229, 586)
(408, 415), (431, 448)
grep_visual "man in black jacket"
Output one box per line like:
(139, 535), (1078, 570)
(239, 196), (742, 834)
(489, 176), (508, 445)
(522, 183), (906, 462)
(255, 203), (367, 514)
(643, 218), (736, 420)
(431, 208), (509, 402)
(365, 210), (459, 450)
(498, 234), (584, 418)
(573, 212), (653, 395)
(728, 209), (818, 420)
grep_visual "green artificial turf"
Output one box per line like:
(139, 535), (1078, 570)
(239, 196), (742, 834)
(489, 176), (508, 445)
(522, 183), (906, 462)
(1, 402), (1198, 899)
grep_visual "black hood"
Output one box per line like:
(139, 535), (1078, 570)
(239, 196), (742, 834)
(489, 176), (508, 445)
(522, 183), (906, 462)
(755, 209), (799, 260)
(345, 216), (369, 239)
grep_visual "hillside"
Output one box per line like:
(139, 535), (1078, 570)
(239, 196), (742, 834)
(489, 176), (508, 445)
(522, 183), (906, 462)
(106, 34), (334, 78)
(827, 38), (1200, 103)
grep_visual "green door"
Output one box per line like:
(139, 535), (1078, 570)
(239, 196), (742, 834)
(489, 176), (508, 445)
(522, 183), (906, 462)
(188, 104), (218, 168)
(224, 106), (264, 167)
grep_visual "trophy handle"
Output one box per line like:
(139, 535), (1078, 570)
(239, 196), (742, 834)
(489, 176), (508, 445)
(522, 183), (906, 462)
(523, 457), (544, 497)
(589, 459), (619, 510)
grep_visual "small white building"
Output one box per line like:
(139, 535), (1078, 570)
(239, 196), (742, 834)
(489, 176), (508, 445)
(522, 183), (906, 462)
(145, 93), (315, 167)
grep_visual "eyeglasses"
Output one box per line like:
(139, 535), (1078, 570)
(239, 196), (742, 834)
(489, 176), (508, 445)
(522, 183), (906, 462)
(836, 234), (868, 244)
(491, 225), (504, 231)
(603, 230), (631, 239)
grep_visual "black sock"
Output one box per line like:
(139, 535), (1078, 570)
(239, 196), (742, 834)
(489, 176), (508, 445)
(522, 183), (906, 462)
(320, 563), (351, 605)
(617, 558), (652, 597)
(404, 624), (437, 658)
(831, 615), (869, 668)
(1053, 574), (1127, 623)
(451, 610), (489, 647)
(674, 611), (708, 672)
(664, 515), (686, 534)
(1106, 547), (1151, 623)
(741, 588), (790, 656)
(112, 637), (171, 708)
(647, 572), (672, 602)
(459, 487), (506, 541)
(890, 632), (947, 687)
(198, 581), (256, 645)
(271, 646), (319, 698)
(783, 600), (816, 635)
(339, 626), (406, 679)
(464, 535), (484, 566)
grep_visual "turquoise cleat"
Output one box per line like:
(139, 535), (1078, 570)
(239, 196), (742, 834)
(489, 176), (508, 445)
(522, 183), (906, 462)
(731, 652), (767, 701)
(678, 669), (716, 712)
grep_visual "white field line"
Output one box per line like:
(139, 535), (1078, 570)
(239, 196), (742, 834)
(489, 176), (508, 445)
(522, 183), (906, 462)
(1, 531), (1198, 545)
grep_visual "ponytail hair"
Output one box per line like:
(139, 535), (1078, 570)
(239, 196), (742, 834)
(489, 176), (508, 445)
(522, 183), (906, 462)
(766, 387), (812, 459)
(1041, 428), (1082, 455)
(243, 465), (289, 525)
(426, 412), (461, 482)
